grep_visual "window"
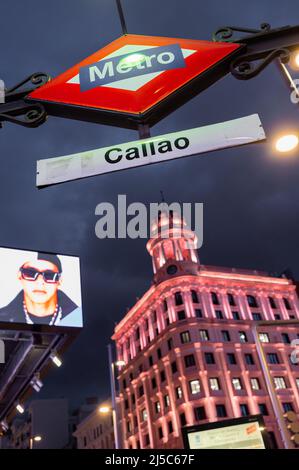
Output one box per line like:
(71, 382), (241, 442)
(205, 352), (215, 365)
(274, 377), (287, 389)
(165, 316), (170, 326)
(163, 299), (168, 312)
(259, 333), (270, 343)
(130, 373), (133, 381)
(145, 434), (150, 446)
(177, 310), (186, 320)
(149, 355), (153, 367)
(233, 311), (240, 320)
(282, 333), (290, 344)
(259, 403), (269, 416)
(139, 385), (144, 397)
(157, 348), (162, 359)
(125, 399), (129, 409)
(123, 379), (127, 389)
(194, 406), (206, 421)
(282, 403), (294, 412)
(239, 331), (248, 343)
(175, 292), (183, 306)
(191, 290), (199, 303)
(210, 377), (220, 391)
(167, 338), (173, 350)
(252, 313), (262, 321)
(151, 377), (157, 389)
(247, 295), (258, 308)
(132, 394), (135, 405)
(232, 378), (243, 390)
(145, 318), (149, 330)
(222, 330), (231, 342)
(158, 427), (163, 439)
(283, 298), (291, 310)
(216, 404), (227, 418)
(141, 409), (148, 421)
(195, 308), (203, 318)
(245, 354), (255, 365)
(215, 310), (224, 320)
(211, 292), (220, 305)
(228, 293), (236, 306)
(251, 378), (260, 390)
(168, 421), (173, 434)
(227, 353), (237, 365)
(240, 404), (249, 416)
(180, 331), (191, 344)
(135, 327), (140, 340)
(164, 394), (170, 407)
(199, 329), (209, 341)
(274, 314), (281, 320)
(184, 354), (196, 368)
(152, 311), (157, 322)
(176, 386), (183, 399)
(267, 353), (280, 364)
(155, 401), (161, 413)
(189, 379), (201, 394)
(160, 370), (166, 382)
(269, 297), (277, 309)
(171, 361), (178, 374)
(180, 412), (187, 427)
(127, 421), (131, 433)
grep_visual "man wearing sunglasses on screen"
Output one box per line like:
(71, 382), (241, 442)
(0, 253), (82, 327)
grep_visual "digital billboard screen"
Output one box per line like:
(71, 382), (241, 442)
(183, 416), (267, 450)
(0, 247), (82, 328)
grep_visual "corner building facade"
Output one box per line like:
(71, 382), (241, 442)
(112, 211), (299, 449)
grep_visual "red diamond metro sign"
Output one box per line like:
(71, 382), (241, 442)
(27, 34), (243, 128)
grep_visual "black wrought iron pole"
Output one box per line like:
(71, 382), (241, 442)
(115, 0), (128, 35)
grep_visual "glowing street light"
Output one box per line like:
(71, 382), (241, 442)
(29, 435), (42, 449)
(115, 360), (126, 368)
(275, 134), (299, 153)
(99, 406), (111, 414)
(294, 51), (299, 68)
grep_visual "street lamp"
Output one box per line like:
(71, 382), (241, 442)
(275, 134), (299, 153)
(107, 344), (125, 449)
(29, 435), (42, 449)
(253, 319), (299, 449)
(295, 52), (299, 68)
(99, 406), (111, 414)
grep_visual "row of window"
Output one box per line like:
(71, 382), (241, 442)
(124, 376), (299, 412)
(130, 292), (295, 343)
(122, 333), (298, 388)
(126, 400), (296, 439)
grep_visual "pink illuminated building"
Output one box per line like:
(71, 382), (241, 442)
(112, 210), (299, 449)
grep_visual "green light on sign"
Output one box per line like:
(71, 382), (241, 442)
(118, 53), (147, 68)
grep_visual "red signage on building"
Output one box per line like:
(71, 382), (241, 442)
(27, 34), (243, 127)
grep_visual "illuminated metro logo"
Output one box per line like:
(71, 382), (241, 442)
(79, 44), (186, 91)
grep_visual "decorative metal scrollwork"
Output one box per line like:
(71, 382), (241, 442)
(0, 102), (47, 128)
(230, 48), (290, 80)
(213, 23), (271, 42)
(5, 72), (50, 101)
(0, 72), (50, 128)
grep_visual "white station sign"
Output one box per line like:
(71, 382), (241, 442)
(36, 114), (266, 187)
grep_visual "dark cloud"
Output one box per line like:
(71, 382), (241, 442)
(1, 0), (299, 406)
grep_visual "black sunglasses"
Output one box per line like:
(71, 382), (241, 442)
(20, 267), (61, 284)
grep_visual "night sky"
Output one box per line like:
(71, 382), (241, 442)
(1, 0), (299, 408)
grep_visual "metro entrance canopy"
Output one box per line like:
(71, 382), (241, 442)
(1, 23), (299, 130)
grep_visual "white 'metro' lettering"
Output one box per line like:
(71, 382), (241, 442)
(89, 62), (114, 82)
(88, 49), (176, 82)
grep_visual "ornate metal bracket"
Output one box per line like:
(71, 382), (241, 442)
(0, 72), (50, 128)
(230, 48), (290, 80)
(213, 23), (271, 42)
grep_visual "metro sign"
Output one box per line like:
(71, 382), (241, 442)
(28, 34), (243, 128)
